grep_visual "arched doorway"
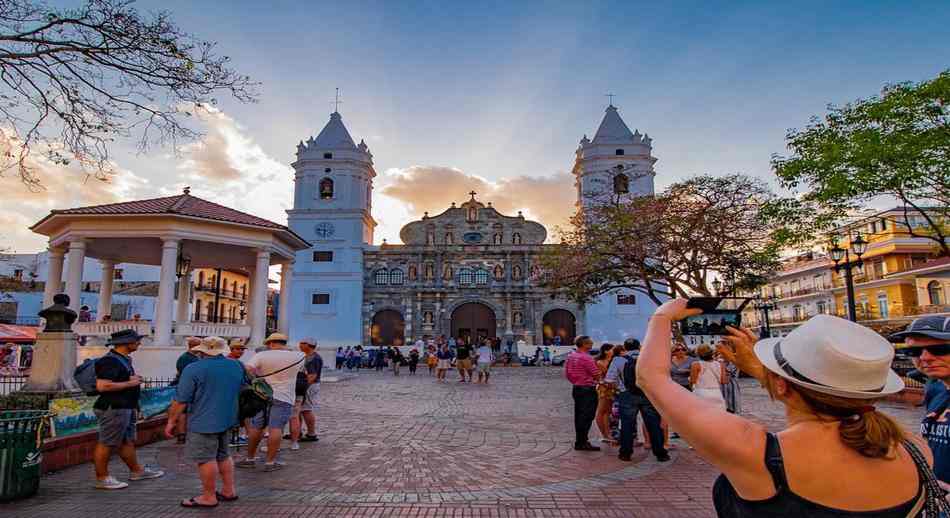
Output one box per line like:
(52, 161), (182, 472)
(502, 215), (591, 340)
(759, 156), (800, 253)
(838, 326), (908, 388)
(451, 302), (496, 345)
(543, 309), (576, 346)
(371, 310), (405, 346)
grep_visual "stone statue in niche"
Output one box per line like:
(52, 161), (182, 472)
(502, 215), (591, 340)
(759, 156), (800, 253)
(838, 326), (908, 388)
(443, 265), (452, 280)
(423, 311), (433, 324)
(513, 312), (524, 326)
(39, 293), (78, 332)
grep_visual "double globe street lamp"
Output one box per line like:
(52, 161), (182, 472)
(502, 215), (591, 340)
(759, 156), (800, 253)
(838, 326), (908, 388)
(828, 233), (869, 322)
(753, 295), (778, 338)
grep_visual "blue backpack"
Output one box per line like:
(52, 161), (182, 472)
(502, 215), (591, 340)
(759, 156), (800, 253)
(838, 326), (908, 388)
(74, 352), (131, 396)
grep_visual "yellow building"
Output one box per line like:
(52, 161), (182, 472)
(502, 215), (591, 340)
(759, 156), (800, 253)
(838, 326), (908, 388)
(193, 268), (250, 324)
(829, 208), (941, 322)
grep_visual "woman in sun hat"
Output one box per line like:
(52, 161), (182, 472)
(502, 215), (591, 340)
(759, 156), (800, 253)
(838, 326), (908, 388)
(637, 298), (947, 517)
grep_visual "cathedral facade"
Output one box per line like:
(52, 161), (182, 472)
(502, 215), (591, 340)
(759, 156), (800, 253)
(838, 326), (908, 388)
(286, 105), (661, 356)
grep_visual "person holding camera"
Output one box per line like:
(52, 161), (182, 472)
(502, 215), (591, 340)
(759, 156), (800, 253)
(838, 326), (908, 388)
(638, 299), (944, 517)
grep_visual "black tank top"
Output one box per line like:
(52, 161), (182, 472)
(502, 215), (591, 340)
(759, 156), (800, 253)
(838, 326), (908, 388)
(713, 433), (923, 517)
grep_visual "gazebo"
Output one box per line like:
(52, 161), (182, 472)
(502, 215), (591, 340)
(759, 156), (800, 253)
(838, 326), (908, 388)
(29, 188), (309, 377)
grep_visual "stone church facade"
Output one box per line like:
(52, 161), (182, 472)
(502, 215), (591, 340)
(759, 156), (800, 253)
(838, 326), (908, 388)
(287, 104), (661, 356)
(362, 194), (582, 347)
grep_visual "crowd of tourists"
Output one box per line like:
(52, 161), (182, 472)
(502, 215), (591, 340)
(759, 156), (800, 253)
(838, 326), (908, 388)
(567, 301), (950, 516)
(84, 296), (950, 514)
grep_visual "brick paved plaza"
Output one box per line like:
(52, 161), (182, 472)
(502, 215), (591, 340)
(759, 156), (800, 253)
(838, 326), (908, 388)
(5, 367), (922, 518)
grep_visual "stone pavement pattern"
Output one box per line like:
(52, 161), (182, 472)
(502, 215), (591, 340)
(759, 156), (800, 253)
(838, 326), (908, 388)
(4, 367), (922, 517)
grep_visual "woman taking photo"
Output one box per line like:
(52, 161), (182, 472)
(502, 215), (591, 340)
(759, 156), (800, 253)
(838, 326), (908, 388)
(690, 344), (728, 409)
(594, 343), (617, 444)
(637, 299), (946, 517)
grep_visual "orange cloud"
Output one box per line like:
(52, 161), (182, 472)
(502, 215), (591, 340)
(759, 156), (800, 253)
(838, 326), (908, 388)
(379, 166), (575, 242)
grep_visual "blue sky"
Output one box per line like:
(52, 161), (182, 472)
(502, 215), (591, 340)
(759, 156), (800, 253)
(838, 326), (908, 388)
(4, 0), (949, 251)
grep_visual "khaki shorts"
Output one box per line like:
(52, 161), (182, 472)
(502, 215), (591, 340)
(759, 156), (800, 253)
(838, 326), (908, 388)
(457, 359), (472, 370)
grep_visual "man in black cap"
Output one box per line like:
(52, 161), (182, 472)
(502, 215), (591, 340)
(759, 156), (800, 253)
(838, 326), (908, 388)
(92, 329), (164, 490)
(892, 316), (950, 488)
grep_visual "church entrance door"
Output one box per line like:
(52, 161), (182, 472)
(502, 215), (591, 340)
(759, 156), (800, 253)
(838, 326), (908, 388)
(543, 309), (576, 346)
(450, 302), (496, 345)
(371, 310), (405, 347)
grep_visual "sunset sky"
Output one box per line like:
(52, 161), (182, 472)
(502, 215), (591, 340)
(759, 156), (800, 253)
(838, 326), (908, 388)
(3, 0), (948, 252)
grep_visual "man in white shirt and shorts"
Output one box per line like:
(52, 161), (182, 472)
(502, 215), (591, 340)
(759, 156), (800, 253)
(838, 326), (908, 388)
(236, 333), (305, 472)
(476, 341), (493, 384)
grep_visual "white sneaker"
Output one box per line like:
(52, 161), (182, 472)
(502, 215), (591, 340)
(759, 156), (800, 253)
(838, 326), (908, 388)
(290, 441), (300, 451)
(95, 476), (129, 490)
(128, 467), (164, 481)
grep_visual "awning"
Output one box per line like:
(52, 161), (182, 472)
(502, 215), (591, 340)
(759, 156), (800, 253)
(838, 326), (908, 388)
(0, 324), (38, 344)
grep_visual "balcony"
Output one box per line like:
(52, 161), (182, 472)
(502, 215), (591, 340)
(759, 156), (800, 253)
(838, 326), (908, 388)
(906, 304), (950, 316)
(774, 286), (825, 300)
(193, 283), (247, 300)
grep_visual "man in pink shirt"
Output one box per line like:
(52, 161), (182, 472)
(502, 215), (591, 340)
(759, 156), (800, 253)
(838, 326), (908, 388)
(565, 335), (601, 451)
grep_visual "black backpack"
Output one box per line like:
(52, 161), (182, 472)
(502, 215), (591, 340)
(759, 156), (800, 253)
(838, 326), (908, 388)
(620, 354), (644, 396)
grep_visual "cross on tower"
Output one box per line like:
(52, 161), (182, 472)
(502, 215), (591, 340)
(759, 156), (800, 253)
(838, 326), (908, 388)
(605, 93), (615, 107)
(469, 190), (477, 200)
(331, 87), (343, 113)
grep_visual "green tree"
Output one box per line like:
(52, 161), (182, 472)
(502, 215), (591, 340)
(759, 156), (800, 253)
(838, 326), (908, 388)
(0, 0), (258, 187)
(772, 70), (950, 256)
(540, 174), (780, 305)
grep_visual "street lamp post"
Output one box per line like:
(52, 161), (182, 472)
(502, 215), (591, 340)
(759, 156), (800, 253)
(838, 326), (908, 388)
(754, 296), (777, 338)
(828, 233), (868, 322)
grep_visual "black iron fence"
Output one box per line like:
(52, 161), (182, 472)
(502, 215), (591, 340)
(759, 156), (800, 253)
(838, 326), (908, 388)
(0, 374), (28, 395)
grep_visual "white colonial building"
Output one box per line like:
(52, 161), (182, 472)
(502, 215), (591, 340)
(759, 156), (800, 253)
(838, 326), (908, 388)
(287, 104), (662, 359)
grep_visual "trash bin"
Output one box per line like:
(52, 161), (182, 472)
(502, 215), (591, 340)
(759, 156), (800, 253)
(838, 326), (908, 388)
(0, 410), (50, 502)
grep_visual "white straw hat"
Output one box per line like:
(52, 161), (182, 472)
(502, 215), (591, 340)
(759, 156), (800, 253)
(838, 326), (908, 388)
(754, 314), (904, 399)
(193, 336), (228, 356)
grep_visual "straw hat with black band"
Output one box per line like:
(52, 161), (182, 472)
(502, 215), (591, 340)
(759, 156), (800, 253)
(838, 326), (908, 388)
(753, 314), (904, 399)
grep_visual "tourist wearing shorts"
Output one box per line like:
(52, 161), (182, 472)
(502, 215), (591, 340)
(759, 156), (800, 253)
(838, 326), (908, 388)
(456, 342), (473, 382)
(476, 342), (493, 384)
(289, 338), (322, 450)
(436, 344), (453, 382)
(238, 333), (305, 472)
(165, 336), (245, 508)
(92, 329), (164, 490)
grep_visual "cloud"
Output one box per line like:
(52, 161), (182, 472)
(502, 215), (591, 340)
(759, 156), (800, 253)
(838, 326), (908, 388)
(174, 105), (293, 225)
(0, 130), (149, 252)
(378, 166), (576, 243)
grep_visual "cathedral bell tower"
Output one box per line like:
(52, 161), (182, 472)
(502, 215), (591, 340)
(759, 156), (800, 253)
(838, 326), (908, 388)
(572, 103), (656, 210)
(286, 110), (375, 355)
(572, 102), (663, 345)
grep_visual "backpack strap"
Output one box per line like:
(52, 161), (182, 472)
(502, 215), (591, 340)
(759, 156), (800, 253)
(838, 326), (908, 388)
(260, 356), (305, 378)
(108, 350), (134, 376)
(763, 433), (789, 493)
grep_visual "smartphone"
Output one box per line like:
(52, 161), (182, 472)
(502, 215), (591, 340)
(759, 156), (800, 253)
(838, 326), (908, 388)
(680, 297), (751, 336)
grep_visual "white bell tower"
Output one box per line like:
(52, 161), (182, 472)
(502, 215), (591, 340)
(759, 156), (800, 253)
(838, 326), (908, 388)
(572, 103), (663, 344)
(572, 103), (656, 209)
(287, 110), (375, 357)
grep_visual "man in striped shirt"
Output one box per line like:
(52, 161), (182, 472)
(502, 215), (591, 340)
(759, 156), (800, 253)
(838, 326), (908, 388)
(565, 335), (601, 451)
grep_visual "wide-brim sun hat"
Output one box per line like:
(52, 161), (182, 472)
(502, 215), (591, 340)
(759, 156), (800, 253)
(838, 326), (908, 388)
(193, 336), (228, 356)
(263, 332), (288, 344)
(754, 314), (904, 399)
(106, 329), (145, 346)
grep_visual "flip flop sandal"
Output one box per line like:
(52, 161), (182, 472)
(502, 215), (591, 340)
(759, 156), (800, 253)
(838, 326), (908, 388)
(181, 498), (218, 508)
(216, 491), (239, 502)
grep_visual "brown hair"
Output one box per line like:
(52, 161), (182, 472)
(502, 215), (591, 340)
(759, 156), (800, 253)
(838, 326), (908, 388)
(695, 344), (715, 361)
(763, 374), (906, 458)
(596, 343), (614, 361)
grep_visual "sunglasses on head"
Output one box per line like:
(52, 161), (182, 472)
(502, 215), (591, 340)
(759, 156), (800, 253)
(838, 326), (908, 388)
(904, 344), (950, 357)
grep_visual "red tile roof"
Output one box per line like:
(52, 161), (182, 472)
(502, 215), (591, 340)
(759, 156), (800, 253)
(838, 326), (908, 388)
(0, 324), (38, 343)
(51, 193), (285, 230)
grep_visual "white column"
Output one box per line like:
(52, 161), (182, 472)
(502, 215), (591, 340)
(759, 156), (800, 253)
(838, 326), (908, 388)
(42, 247), (66, 308)
(505, 293), (513, 334)
(278, 262), (293, 334)
(245, 268), (256, 325)
(249, 249), (270, 346)
(153, 239), (179, 346)
(64, 240), (86, 312)
(96, 260), (115, 321)
(176, 269), (192, 324)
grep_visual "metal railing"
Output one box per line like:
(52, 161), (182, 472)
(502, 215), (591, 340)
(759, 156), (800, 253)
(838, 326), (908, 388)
(0, 374), (28, 396)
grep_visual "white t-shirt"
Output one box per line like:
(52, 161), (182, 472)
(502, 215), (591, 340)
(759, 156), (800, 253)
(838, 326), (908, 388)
(246, 349), (305, 405)
(476, 346), (492, 364)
